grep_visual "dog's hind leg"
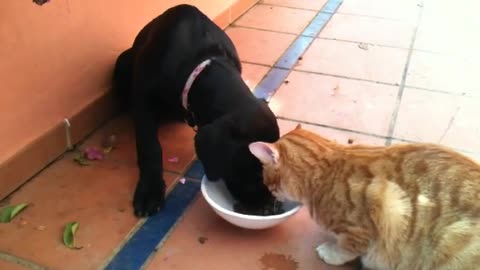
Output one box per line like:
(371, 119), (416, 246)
(113, 48), (134, 112)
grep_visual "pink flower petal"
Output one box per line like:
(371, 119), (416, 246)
(179, 177), (186, 184)
(84, 147), (104, 160)
(167, 157), (179, 163)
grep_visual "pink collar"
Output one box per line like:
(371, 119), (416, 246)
(182, 59), (212, 110)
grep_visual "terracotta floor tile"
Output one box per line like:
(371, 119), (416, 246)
(103, 116), (195, 173)
(261, 0), (328, 10)
(230, 0), (258, 23)
(0, 116), (183, 270)
(241, 62), (270, 91)
(296, 38), (408, 84)
(393, 88), (480, 153)
(269, 71), (398, 136)
(337, 0), (420, 22)
(226, 27), (297, 66)
(235, 4), (317, 34)
(157, 122), (196, 173)
(415, 0), (480, 56)
(0, 260), (30, 270)
(319, 13), (415, 48)
(414, 26), (480, 58)
(145, 197), (360, 270)
(406, 50), (480, 96)
(278, 119), (386, 146)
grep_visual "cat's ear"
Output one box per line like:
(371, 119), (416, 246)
(248, 142), (279, 165)
(295, 123), (302, 130)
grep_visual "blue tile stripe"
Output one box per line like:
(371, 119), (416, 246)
(253, 0), (343, 101)
(301, 12), (332, 37)
(184, 159), (205, 180)
(106, 1), (343, 269)
(104, 178), (201, 270)
(274, 36), (314, 69)
(254, 68), (291, 101)
(321, 0), (343, 14)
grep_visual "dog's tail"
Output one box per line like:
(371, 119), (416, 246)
(113, 48), (134, 112)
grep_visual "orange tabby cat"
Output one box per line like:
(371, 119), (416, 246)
(249, 124), (480, 270)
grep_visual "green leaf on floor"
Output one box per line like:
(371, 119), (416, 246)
(63, 221), (83, 249)
(73, 155), (90, 166)
(0, 203), (29, 223)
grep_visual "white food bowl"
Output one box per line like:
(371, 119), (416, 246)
(201, 176), (302, 230)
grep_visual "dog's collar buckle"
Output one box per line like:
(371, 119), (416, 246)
(184, 110), (198, 132)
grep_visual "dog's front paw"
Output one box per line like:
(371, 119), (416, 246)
(316, 242), (355, 266)
(133, 179), (166, 217)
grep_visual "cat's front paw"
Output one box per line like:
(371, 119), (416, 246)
(316, 242), (356, 266)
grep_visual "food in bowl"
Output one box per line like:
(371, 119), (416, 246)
(233, 198), (285, 216)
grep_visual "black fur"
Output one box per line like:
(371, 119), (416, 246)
(113, 4), (279, 217)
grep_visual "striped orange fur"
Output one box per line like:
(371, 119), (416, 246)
(249, 124), (480, 270)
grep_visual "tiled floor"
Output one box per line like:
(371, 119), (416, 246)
(2, 0), (480, 269)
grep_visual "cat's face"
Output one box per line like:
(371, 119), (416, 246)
(247, 141), (286, 199)
(248, 125), (306, 201)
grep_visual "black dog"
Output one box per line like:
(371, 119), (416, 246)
(113, 4), (279, 217)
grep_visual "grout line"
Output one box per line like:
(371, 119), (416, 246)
(230, 24), (413, 50)
(277, 116), (388, 140)
(163, 169), (180, 175)
(336, 11), (416, 22)
(0, 252), (48, 270)
(229, 0), (262, 25)
(278, 117), (480, 155)
(241, 60), (271, 68)
(98, 218), (148, 269)
(139, 195), (201, 270)
(243, 60), (479, 100)
(104, 180), (200, 270)
(257, 2), (322, 12)
(229, 23), (299, 36)
(385, 5), (424, 146)
(253, 0), (343, 101)
(99, 158), (202, 269)
(404, 85), (480, 99)
(315, 36), (411, 50)
(243, 58), (402, 87)
(291, 69), (401, 86)
(232, 20), (479, 59)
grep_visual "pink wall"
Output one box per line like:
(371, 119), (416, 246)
(0, 0), (255, 198)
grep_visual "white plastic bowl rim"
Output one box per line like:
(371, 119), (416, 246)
(200, 177), (302, 221)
